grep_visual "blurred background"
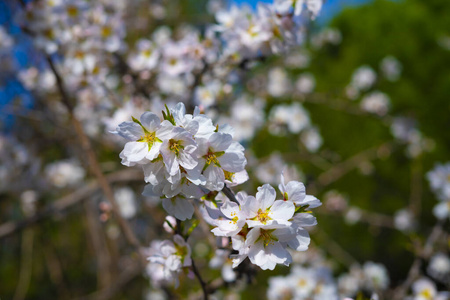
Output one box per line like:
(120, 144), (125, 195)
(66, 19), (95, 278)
(0, 0), (449, 299)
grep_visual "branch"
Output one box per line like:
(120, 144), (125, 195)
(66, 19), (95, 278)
(222, 185), (238, 203)
(191, 258), (209, 300)
(45, 54), (143, 253)
(392, 221), (445, 299)
(0, 169), (142, 239)
(13, 227), (34, 300)
(315, 142), (393, 188)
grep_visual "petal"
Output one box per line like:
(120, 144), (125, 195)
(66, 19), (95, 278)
(146, 141), (162, 161)
(249, 241), (280, 270)
(143, 162), (165, 184)
(219, 152), (246, 173)
(116, 121), (144, 140)
(122, 141), (148, 162)
(220, 201), (240, 219)
(204, 165), (225, 191)
(162, 198), (194, 221)
(265, 242), (292, 267)
(287, 228), (310, 251)
(178, 145), (198, 170)
(184, 119), (199, 136)
(161, 142), (179, 175)
(285, 181), (306, 203)
(209, 132), (232, 152)
(140, 111), (161, 131)
(157, 120), (175, 140)
(245, 227), (261, 246)
(270, 200), (295, 221)
(272, 227), (296, 243)
(302, 195), (322, 208)
(171, 102), (186, 126)
(256, 184), (276, 210)
(293, 213), (317, 227)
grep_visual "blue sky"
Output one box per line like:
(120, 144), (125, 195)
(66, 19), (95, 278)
(232, 0), (373, 24)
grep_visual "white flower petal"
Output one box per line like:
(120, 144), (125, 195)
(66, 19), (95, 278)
(256, 184), (276, 210)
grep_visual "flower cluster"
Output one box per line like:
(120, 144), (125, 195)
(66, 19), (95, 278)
(338, 262), (390, 298)
(146, 235), (192, 287)
(268, 265), (338, 299)
(114, 102), (247, 221)
(209, 174), (321, 270)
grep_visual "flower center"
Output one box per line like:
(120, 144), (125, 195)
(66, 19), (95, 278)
(138, 131), (157, 149)
(203, 149), (222, 168)
(169, 58), (178, 66)
(143, 49), (153, 57)
(256, 209), (271, 224)
(258, 228), (277, 247)
(229, 211), (238, 224)
(101, 26), (112, 38)
(419, 288), (433, 299)
(169, 139), (183, 156)
(223, 170), (234, 182)
(298, 279), (307, 287)
(67, 5), (79, 17)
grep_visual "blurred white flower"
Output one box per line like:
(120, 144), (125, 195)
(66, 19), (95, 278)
(380, 56), (402, 81)
(427, 253), (450, 283)
(360, 91), (390, 116)
(350, 66), (377, 91)
(394, 209), (416, 232)
(363, 262), (390, 291)
(114, 187), (137, 219)
(295, 73), (316, 94)
(268, 67), (291, 97)
(300, 126), (322, 152)
(45, 160), (85, 188)
(269, 102), (311, 135)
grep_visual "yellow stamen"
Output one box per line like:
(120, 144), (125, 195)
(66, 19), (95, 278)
(143, 49), (152, 57)
(138, 131), (157, 149)
(169, 139), (182, 156)
(204, 151), (220, 167)
(101, 26), (112, 38)
(224, 170), (234, 182)
(256, 209), (271, 224)
(66, 5), (79, 17)
(258, 228), (277, 247)
(419, 288), (433, 299)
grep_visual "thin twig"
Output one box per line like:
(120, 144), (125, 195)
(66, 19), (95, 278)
(84, 199), (113, 288)
(0, 169), (142, 239)
(315, 142), (393, 188)
(13, 227), (34, 300)
(392, 221), (445, 299)
(318, 208), (395, 229)
(314, 228), (359, 267)
(191, 258), (209, 300)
